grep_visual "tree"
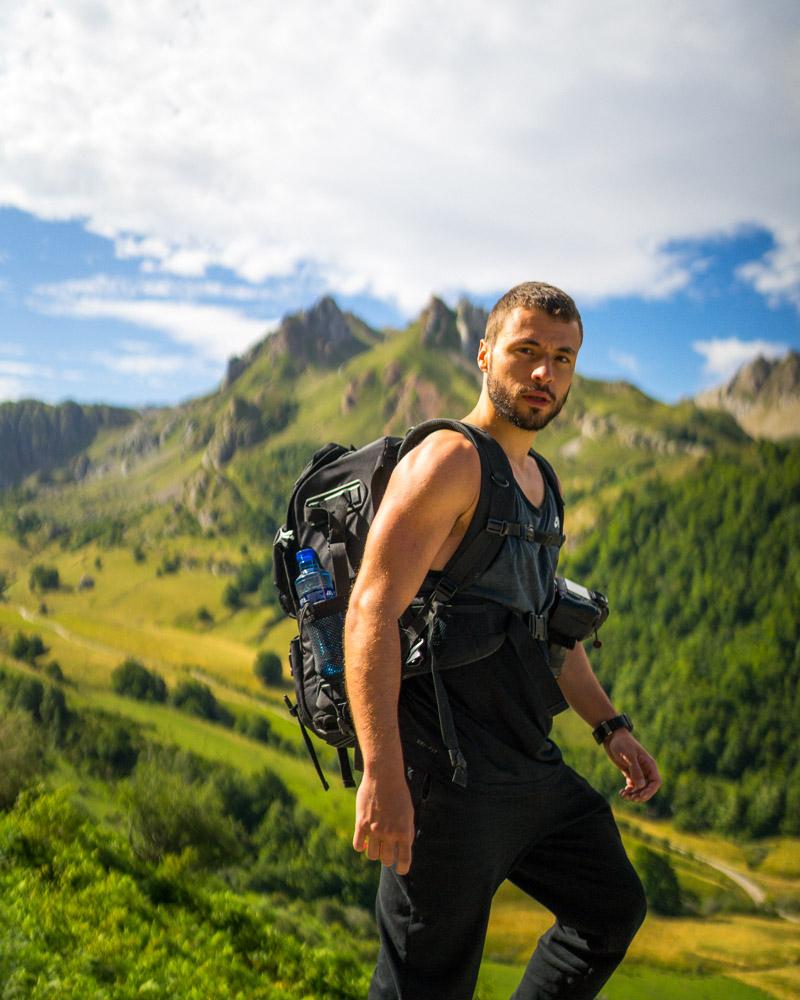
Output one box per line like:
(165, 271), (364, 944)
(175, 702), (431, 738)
(111, 658), (167, 702)
(172, 680), (232, 726)
(29, 564), (60, 591)
(634, 846), (682, 916)
(222, 582), (241, 610)
(0, 710), (45, 809)
(254, 649), (283, 686)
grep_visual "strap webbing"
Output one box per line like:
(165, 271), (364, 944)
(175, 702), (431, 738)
(284, 696), (330, 791)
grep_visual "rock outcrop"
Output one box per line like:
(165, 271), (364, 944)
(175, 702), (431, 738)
(696, 351), (800, 440)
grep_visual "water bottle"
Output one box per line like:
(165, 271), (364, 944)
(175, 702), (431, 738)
(294, 548), (343, 678)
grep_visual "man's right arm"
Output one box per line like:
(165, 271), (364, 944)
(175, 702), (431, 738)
(344, 431), (479, 875)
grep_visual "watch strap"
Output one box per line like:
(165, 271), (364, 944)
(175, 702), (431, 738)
(592, 713), (633, 744)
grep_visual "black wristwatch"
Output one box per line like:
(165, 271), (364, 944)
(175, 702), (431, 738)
(592, 713), (633, 745)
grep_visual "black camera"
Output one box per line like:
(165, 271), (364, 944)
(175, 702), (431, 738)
(546, 576), (609, 676)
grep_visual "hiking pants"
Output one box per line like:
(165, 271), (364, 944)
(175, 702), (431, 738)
(368, 762), (646, 1000)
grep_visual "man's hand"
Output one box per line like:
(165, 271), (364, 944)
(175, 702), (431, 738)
(603, 730), (661, 803)
(353, 769), (416, 875)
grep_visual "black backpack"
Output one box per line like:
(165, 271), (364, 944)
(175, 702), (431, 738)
(273, 418), (566, 790)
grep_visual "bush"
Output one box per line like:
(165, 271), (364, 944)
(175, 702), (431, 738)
(254, 649), (283, 686)
(172, 680), (233, 726)
(196, 605), (214, 624)
(124, 757), (241, 865)
(66, 712), (140, 779)
(44, 661), (65, 683)
(0, 710), (46, 809)
(111, 658), (168, 703)
(0, 571), (7, 596)
(10, 631), (46, 664)
(222, 582), (241, 610)
(634, 846), (682, 916)
(29, 564), (60, 591)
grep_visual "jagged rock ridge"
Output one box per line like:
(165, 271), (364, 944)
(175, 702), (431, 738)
(0, 400), (135, 489)
(696, 351), (800, 440)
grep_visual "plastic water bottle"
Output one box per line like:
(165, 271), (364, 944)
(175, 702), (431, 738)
(294, 548), (343, 678)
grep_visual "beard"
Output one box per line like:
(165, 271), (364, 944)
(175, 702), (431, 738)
(486, 372), (570, 431)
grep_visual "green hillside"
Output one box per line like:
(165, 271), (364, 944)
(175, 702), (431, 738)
(0, 296), (798, 999)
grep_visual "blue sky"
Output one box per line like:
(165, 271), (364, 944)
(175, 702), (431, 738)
(1, 2), (798, 409)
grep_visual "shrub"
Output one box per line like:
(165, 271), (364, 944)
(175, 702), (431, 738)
(0, 710), (45, 809)
(29, 564), (60, 591)
(10, 631), (46, 664)
(124, 757), (241, 865)
(196, 605), (214, 624)
(222, 582), (241, 610)
(0, 571), (7, 596)
(66, 712), (140, 779)
(254, 649), (283, 686)
(111, 658), (168, 703)
(172, 680), (233, 726)
(44, 661), (65, 683)
(634, 846), (682, 916)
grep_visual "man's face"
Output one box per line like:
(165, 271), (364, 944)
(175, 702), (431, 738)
(478, 307), (581, 432)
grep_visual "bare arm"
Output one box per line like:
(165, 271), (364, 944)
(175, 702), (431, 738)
(344, 432), (479, 874)
(557, 642), (661, 803)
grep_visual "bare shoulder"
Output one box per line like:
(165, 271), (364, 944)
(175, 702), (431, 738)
(392, 428), (480, 510)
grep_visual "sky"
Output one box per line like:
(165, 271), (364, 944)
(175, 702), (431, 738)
(0, 1), (798, 408)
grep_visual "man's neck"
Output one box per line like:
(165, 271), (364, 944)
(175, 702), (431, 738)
(461, 399), (538, 467)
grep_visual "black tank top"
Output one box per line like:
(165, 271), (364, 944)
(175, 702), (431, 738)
(399, 453), (564, 791)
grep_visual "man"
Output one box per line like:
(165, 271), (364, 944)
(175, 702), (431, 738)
(344, 282), (661, 1000)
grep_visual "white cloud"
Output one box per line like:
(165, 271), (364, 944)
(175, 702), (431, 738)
(0, 376), (25, 400)
(692, 337), (790, 383)
(91, 349), (193, 376)
(0, 342), (25, 356)
(0, 360), (56, 379)
(35, 293), (276, 363)
(738, 229), (800, 310)
(0, 1), (798, 313)
(608, 349), (640, 377)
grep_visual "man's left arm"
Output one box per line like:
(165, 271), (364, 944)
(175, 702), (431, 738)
(556, 642), (662, 803)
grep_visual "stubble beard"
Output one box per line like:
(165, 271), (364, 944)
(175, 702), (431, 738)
(486, 372), (570, 431)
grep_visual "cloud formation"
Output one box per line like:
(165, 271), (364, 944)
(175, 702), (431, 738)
(32, 276), (277, 362)
(0, 1), (798, 313)
(693, 337), (790, 383)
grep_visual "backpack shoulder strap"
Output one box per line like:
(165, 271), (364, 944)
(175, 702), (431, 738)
(530, 447), (565, 544)
(397, 419), (516, 601)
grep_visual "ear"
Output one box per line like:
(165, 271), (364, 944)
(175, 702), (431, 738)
(477, 338), (489, 373)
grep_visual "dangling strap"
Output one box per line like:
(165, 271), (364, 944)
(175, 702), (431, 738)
(337, 748), (356, 788)
(284, 695), (330, 791)
(428, 622), (468, 787)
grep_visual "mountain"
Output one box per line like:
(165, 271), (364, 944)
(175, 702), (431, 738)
(695, 350), (800, 440)
(0, 295), (749, 542)
(0, 399), (136, 489)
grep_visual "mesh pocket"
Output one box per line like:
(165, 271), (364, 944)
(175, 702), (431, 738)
(307, 611), (344, 678)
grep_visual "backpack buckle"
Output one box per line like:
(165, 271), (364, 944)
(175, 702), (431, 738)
(275, 525), (295, 547)
(526, 613), (548, 641)
(432, 577), (457, 602)
(486, 518), (509, 536)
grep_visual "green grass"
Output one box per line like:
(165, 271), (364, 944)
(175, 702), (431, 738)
(478, 960), (774, 1000)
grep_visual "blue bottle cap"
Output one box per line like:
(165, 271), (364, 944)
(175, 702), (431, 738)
(296, 548), (318, 570)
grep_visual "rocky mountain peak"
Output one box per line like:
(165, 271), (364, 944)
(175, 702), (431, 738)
(695, 350), (800, 440)
(267, 295), (364, 368)
(455, 297), (488, 358)
(420, 296), (461, 351)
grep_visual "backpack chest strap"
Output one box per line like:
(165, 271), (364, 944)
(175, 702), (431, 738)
(486, 518), (565, 548)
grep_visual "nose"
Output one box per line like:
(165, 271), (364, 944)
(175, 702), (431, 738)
(531, 357), (554, 383)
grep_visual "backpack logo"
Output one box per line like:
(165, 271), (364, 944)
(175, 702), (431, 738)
(554, 515), (560, 530)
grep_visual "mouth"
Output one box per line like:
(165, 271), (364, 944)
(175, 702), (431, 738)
(521, 391), (553, 407)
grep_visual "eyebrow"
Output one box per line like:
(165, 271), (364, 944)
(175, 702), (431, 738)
(513, 338), (577, 356)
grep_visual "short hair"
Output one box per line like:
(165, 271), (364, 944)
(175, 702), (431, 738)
(484, 281), (583, 345)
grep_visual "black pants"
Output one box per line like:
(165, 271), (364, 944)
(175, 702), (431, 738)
(369, 762), (646, 1000)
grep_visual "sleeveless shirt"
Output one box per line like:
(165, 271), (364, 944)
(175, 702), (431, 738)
(398, 450), (564, 792)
